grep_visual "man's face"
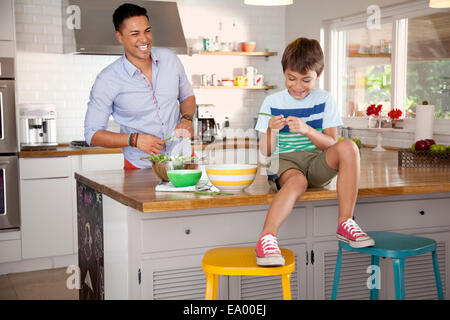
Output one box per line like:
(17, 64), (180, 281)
(115, 15), (152, 61)
(284, 68), (319, 100)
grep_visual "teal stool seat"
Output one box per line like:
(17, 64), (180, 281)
(332, 231), (444, 300)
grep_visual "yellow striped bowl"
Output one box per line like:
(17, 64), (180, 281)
(205, 164), (258, 192)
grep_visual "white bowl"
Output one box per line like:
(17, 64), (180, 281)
(205, 164), (258, 192)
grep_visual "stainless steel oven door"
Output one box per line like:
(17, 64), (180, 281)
(0, 155), (19, 229)
(0, 79), (18, 154)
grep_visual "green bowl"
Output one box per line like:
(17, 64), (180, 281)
(167, 169), (202, 187)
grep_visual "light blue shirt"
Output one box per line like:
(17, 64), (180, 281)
(255, 89), (343, 154)
(84, 48), (194, 168)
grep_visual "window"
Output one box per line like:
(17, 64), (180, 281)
(328, 1), (450, 121)
(344, 23), (392, 117)
(406, 12), (450, 119)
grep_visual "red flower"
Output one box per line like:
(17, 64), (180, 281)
(366, 104), (383, 116)
(388, 108), (402, 120)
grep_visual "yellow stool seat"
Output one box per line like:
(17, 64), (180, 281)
(202, 246), (295, 300)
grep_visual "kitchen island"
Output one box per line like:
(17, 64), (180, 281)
(74, 148), (450, 300)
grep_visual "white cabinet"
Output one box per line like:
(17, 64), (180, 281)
(19, 152), (124, 260)
(0, 0), (14, 41)
(0, 231), (21, 263)
(20, 157), (73, 259)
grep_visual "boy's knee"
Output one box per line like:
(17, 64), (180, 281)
(284, 173), (308, 191)
(337, 139), (359, 158)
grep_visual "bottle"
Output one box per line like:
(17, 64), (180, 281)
(224, 117), (230, 128)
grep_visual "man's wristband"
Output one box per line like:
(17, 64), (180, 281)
(128, 133), (139, 147)
(181, 114), (193, 121)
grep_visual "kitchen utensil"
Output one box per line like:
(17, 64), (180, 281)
(205, 164), (257, 192)
(167, 169), (202, 187)
(255, 74), (264, 86)
(149, 160), (198, 182)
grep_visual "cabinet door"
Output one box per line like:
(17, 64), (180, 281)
(21, 178), (73, 259)
(228, 243), (307, 300)
(0, 0), (14, 41)
(140, 253), (227, 300)
(382, 231), (449, 300)
(313, 241), (373, 300)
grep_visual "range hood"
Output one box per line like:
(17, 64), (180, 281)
(62, 0), (187, 55)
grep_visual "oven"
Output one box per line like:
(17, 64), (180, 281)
(0, 57), (20, 230)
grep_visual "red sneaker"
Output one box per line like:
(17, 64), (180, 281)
(255, 233), (285, 266)
(336, 218), (375, 248)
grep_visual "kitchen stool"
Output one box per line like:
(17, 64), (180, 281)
(331, 231), (444, 300)
(202, 246), (295, 300)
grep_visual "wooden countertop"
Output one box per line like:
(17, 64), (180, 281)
(74, 148), (450, 213)
(18, 138), (257, 158)
(19, 144), (123, 158)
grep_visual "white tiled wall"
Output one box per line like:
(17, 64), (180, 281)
(14, 0), (286, 143)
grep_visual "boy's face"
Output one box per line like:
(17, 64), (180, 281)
(284, 68), (319, 100)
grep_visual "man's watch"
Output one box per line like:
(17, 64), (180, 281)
(181, 114), (193, 121)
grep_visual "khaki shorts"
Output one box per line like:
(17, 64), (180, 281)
(267, 149), (337, 191)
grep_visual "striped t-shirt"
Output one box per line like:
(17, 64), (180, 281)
(255, 89), (343, 154)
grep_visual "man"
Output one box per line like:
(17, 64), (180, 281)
(84, 3), (195, 169)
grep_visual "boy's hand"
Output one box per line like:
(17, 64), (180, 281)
(268, 115), (286, 131)
(286, 116), (310, 135)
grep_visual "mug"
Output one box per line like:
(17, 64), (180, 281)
(244, 66), (258, 76)
(234, 76), (248, 87)
(255, 74), (264, 87)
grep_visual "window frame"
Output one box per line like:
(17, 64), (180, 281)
(324, 0), (450, 132)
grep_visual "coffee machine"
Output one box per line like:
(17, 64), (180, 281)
(19, 103), (57, 149)
(195, 104), (218, 143)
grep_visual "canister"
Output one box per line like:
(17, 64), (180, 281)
(211, 74), (219, 86)
(201, 74), (209, 86)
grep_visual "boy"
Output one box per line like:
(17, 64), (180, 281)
(254, 38), (374, 267)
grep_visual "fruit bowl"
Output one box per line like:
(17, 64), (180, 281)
(205, 164), (258, 192)
(167, 169), (202, 187)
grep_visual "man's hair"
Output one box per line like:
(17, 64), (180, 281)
(281, 38), (324, 76)
(113, 3), (149, 31)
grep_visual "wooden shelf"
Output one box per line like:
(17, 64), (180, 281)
(197, 85), (276, 90)
(198, 50), (277, 57)
(348, 53), (391, 58)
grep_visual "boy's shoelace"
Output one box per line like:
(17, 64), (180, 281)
(260, 235), (281, 255)
(341, 219), (367, 238)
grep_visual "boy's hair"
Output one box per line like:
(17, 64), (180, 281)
(281, 38), (324, 76)
(113, 3), (149, 31)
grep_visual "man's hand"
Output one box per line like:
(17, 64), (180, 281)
(175, 118), (194, 139)
(268, 115), (286, 131)
(136, 134), (165, 156)
(286, 116), (310, 135)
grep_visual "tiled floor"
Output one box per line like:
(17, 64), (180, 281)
(0, 267), (79, 300)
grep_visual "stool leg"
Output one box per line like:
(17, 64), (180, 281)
(205, 273), (219, 300)
(370, 255), (380, 300)
(331, 247), (343, 300)
(281, 273), (292, 300)
(392, 258), (405, 300)
(432, 250), (444, 300)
